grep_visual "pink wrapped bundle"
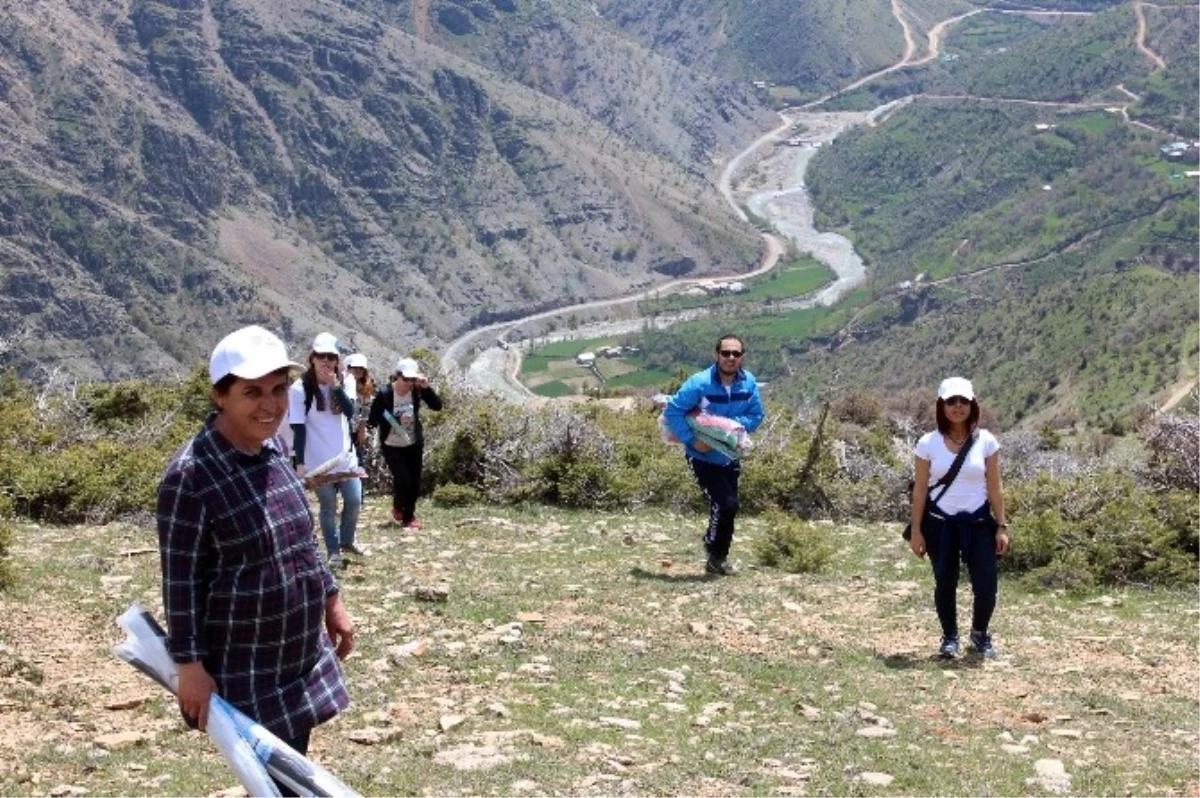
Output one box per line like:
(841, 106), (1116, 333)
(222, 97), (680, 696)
(659, 410), (753, 459)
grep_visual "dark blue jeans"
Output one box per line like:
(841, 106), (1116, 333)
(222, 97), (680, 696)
(687, 456), (741, 561)
(923, 503), (998, 638)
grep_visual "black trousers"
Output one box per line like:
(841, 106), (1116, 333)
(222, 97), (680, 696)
(382, 442), (424, 523)
(923, 503), (999, 638)
(687, 456), (741, 561)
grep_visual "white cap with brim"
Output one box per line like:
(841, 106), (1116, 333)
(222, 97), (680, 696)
(394, 357), (425, 379)
(345, 353), (368, 369)
(210, 326), (301, 385)
(312, 332), (340, 355)
(938, 376), (975, 401)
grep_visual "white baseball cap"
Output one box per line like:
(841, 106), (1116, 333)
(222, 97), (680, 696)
(938, 377), (975, 401)
(345, 353), (368, 369)
(311, 332), (341, 355)
(209, 326), (300, 385)
(393, 357), (425, 379)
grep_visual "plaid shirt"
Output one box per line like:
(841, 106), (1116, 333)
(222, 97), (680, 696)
(157, 414), (350, 739)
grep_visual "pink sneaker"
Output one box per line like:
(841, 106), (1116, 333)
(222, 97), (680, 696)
(391, 508), (404, 524)
(404, 517), (421, 530)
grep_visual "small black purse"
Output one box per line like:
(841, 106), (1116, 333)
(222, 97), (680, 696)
(903, 433), (976, 541)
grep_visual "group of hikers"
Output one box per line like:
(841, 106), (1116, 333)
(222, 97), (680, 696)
(154, 324), (1009, 794)
(273, 331), (444, 568)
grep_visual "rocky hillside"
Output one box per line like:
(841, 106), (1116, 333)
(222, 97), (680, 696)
(785, 5), (1199, 429)
(0, 0), (779, 380)
(598, 0), (974, 103)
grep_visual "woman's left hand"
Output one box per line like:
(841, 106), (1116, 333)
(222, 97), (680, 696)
(325, 595), (356, 660)
(995, 531), (1010, 556)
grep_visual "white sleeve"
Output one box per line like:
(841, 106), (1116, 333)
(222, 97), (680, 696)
(344, 372), (358, 402)
(980, 429), (1000, 457)
(914, 431), (935, 460)
(287, 382), (306, 425)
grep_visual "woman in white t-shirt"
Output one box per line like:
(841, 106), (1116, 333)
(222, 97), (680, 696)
(909, 377), (1010, 660)
(288, 333), (364, 569)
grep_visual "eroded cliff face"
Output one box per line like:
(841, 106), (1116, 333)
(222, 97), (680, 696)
(0, 0), (769, 380)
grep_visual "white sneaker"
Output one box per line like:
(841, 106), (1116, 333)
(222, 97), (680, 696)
(328, 553), (344, 569)
(342, 542), (367, 557)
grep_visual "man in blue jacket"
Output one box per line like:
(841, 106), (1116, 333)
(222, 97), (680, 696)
(663, 334), (765, 575)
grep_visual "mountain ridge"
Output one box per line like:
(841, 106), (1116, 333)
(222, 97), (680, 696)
(0, 0), (779, 380)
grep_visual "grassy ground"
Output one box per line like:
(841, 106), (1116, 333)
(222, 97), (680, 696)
(0, 500), (1196, 797)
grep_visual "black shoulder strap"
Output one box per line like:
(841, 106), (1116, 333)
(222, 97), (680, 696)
(929, 433), (976, 506)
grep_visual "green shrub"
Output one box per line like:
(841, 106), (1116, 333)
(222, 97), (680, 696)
(1019, 550), (1096, 594)
(0, 367), (205, 524)
(531, 454), (616, 508)
(424, 399), (508, 494)
(740, 437), (839, 516)
(823, 475), (907, 522)
(432, 483), (485, 508)
(87, 383), (151, 426)
(751, 509), (834, 573)
(1005, 471), (1198, 586)
(616, 450), (697, 511)
(11, 440), (167, 523)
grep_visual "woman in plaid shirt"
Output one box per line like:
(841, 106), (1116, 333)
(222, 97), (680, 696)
(157, 326), (355, 784)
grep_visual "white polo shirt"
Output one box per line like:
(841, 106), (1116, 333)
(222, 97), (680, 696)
(915, 429), (1000, 514)
(288, 379), (359, 473)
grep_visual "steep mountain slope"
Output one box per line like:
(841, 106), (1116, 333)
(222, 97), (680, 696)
(792, 9), (1198, 428)
(597, 0), (973, 102)
(357, 0), (779, 170)
(629, 6), (1198, 429)
(1126, 4), (1200, 137)
(0, 0), (768, 380)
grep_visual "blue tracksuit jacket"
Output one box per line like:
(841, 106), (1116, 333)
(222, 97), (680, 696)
(663, 364), (765, 466)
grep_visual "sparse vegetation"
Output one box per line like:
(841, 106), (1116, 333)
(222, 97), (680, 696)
(3, 372), (1193, 593)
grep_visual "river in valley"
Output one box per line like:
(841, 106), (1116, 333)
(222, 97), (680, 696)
(446, 100), (906, 401)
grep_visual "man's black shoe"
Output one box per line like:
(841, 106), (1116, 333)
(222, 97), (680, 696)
(705, 558), (735, 576)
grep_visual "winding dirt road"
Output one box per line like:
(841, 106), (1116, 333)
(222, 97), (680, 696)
(1133, 1), (1168, 70)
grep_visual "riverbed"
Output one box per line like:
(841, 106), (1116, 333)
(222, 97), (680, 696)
(449, 101), (904, 399)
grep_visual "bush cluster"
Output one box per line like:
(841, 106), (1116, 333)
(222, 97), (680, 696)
(751, 510), (835, 573)
(0, 370), (1195, 588)
(1004, 471), (1198, 589)
(0, 368), (210, 525)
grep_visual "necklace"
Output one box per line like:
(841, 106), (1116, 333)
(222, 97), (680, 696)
(946, 433), (967, 446)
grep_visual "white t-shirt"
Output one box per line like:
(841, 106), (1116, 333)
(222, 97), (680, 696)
(384, 393), (416, 448)
(288, 379), (359, 472)
(914, 429), (1000, 514)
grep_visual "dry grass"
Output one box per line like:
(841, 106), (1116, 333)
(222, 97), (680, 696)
(0, 501), (1196, 796)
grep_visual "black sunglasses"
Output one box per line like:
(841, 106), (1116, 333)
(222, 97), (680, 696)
(719, 349), (744, 358)
(944, 396), (971, 407)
